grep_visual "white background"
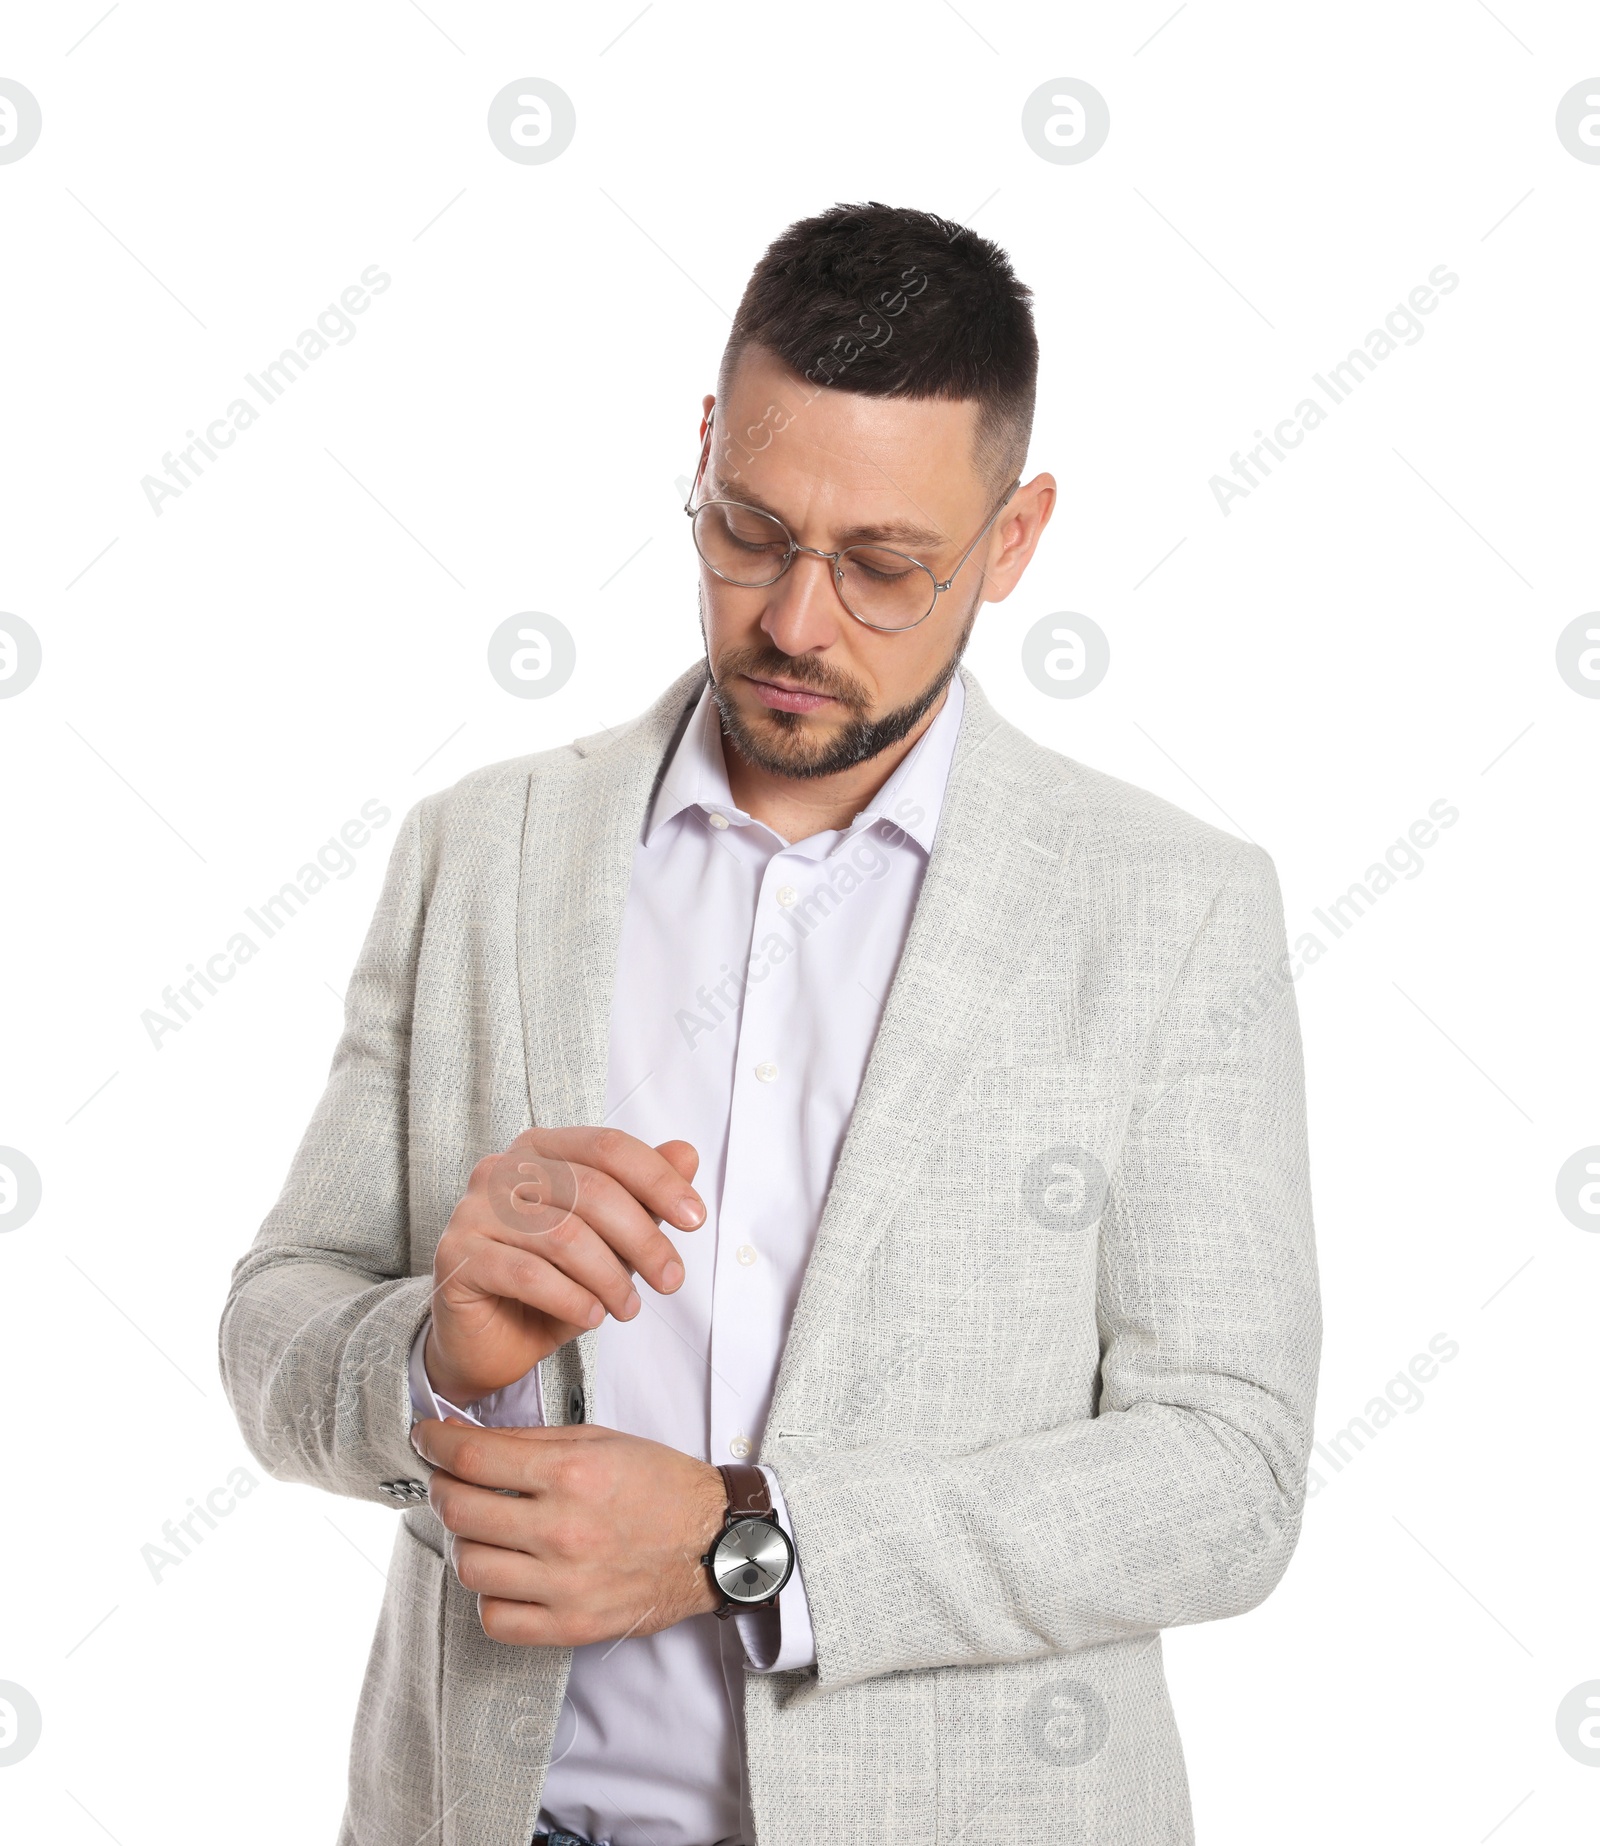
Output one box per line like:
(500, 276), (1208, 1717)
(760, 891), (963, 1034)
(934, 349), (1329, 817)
(1, 2), (1597, 1841)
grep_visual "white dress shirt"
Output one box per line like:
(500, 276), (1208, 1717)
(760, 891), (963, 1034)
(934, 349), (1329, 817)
(409, 672), (964, 1846)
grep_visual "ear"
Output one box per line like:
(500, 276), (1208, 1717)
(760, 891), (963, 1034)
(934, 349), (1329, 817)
(700, 393), (716, 440)
(978, 473), (1057, 605)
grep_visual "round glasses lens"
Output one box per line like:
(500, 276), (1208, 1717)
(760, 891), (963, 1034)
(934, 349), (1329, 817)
(836, 546), (938, 630)
(691, 502), (792, 586)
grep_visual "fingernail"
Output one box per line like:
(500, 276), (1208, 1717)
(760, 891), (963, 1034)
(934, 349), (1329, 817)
(587, 1301), (605, 1328)
(676, 1197), (704, 1228)
(662, 1259), (684, 1291)
(625, 1287), (641, 1317)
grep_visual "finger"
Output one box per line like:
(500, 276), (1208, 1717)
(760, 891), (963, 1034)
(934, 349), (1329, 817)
(468, 1138), (693, 1299)
(655, 1139), (700, 1187)
(527, 1127), (704, 1232)
(430, 1474), (548, 1550)
(414, 1420), (572, 1493)
(489, 1159), (687, 1299)
(477, 1593), (640, 1650)
(478, 1595), (570, 1648)
(429, 1467), (534, 1542)
(463, 1216), (642, 1325)
(559, 1164), (688, 1296)
(450, 1537), (558, 1601)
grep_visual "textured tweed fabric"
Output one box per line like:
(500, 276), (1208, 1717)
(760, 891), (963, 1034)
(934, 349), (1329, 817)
(219, 663), (1320, 1846)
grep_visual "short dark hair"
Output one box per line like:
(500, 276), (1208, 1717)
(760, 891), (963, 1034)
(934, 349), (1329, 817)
(718, 201), (1038, 486)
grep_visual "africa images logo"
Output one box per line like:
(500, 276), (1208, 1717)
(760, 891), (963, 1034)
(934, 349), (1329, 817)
(0, 79), (42, 165)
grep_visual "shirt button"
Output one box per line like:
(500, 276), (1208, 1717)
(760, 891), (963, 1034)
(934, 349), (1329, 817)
(736, 1243), (758, 1266)
(708, 811), (730, 830)
(776, 884), (798, 907)
(729, 1435), (753, 1459)
(754, 1061), (779, 1083)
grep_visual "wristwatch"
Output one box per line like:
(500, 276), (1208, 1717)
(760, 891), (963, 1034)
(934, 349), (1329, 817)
(702, 1462), (794, 1617)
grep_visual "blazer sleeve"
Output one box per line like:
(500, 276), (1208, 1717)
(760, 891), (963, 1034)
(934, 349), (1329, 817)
(773, 844), (1322, 1691)
(217, 797), (437, 1504)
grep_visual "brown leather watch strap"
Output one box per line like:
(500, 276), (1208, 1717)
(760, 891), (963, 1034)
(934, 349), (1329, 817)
(716, 1461), (771, 1519)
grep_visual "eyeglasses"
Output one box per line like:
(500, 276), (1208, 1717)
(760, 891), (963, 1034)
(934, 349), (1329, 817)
(683, 418), (1020, 633)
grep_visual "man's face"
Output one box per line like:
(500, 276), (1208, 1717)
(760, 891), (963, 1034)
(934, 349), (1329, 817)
(694, 347), (1025, 780)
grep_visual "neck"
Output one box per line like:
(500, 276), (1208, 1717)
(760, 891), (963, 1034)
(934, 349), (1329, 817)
(721, 685), (950, 843)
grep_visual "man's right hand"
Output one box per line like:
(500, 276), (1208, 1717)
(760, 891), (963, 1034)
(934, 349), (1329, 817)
(424, 1127), (704, 1406)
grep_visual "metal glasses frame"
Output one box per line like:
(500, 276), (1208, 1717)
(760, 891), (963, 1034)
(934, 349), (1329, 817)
(683, 418), (1022, 634)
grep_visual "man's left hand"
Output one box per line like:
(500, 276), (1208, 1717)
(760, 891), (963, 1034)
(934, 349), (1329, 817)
(410, 1418), (729, 1646)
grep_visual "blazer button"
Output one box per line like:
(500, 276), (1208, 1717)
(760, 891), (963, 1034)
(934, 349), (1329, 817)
(567, 1385), (585, 1424)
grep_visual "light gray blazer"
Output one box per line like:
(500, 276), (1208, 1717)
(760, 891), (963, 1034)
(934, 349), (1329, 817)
(220, 662), (1320, 1846)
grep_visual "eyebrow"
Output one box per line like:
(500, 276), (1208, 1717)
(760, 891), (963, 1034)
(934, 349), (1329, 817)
(706, 476), (951, 552)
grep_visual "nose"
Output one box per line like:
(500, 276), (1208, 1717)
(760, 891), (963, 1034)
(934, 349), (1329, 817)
(759, 548), (846, 656)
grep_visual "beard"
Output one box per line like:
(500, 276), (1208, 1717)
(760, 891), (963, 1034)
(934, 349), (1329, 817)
(703, 596), (977, 781)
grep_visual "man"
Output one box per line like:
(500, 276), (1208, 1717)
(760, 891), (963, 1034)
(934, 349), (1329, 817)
(221, 202), (1320, 1846)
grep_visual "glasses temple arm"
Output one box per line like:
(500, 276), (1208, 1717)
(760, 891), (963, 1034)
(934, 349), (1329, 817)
(684, 415), (718, 514)
(937, 478), (1024, 590)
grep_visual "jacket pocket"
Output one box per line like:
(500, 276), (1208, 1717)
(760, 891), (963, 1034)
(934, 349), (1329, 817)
(933, 1644), (1193, 1845)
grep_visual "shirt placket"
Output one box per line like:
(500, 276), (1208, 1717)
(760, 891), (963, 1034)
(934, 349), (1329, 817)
(706, 833), (818, 1468)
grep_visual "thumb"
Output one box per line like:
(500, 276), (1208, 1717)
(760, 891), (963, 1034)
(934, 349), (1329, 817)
(655, 1139), (701, 1187)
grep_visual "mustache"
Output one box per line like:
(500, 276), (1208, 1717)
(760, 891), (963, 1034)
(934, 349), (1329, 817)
(714, 643), (871, 711)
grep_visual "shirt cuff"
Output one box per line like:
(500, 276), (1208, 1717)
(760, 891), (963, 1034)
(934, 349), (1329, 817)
(733, 1466), (816, 1673)
(406, 1318), (546, 1429)
(404, 1328), (813, 1668)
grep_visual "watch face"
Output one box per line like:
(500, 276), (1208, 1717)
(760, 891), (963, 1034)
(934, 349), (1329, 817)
(712, 1515), (794, 1604)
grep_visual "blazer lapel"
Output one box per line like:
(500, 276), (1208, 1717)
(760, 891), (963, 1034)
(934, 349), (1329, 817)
(515, 665), (704, 1133)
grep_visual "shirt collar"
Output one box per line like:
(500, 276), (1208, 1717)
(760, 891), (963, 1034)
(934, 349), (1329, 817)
(645, 670), (965, 856)
(647, 681), (739, 840)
